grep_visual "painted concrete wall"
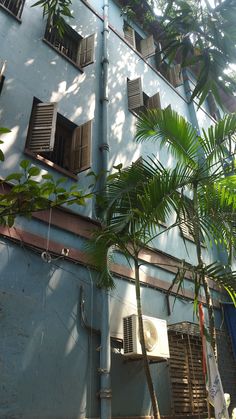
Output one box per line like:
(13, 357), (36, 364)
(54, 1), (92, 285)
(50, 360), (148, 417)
(0, 237), (227, 419)
(0, 1), (233, 418)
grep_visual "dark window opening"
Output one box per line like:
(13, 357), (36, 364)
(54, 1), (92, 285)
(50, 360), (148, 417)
(45, 24), (80, 64)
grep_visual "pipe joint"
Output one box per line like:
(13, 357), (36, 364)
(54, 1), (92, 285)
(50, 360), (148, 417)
(98, 368), (109, 374)
(98, 389), (112, 399)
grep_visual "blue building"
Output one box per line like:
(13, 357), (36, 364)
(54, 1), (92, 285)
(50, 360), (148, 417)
(0, 0), (235, 418)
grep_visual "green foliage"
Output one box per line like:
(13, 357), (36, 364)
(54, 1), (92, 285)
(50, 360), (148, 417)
(120, 0), (236, 107)
(0, 162), (86, 226)
(31, 0), (73, 37)
(0, 128), (89, 226)
(88, 109), (236, 306)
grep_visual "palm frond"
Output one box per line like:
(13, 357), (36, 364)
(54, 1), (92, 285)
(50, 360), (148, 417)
(135, 108), (200, 167)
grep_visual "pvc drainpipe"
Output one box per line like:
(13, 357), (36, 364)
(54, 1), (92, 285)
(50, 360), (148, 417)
(99, 1), (111, 419)
(182, 68), (200, 133)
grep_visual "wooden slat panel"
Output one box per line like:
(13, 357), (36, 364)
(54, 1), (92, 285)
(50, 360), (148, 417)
(70, 120), (92, 173)
(28, 102), (57, 152)
(78, 34), (95, 67)
(140, 35), (155, 58)
(147, 92), (161, 110)
(127, 78), (144, 110)
(124, 25), (136, 48)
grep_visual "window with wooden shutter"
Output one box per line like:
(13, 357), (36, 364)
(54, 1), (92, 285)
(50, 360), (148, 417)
(147, 92), (161, 110)
(44, 22), (95, 69)
(127, 78), (144, 111)
(27, 102), (58, 153)
(77, 34), (95, 67)
(69, 121), (92, 173)
(26, 99), (90, 177)
(124, 24), (136, 48)
(140, 35), (155, 58)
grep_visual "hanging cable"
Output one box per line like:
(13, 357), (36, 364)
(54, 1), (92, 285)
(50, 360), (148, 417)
(41, 207), (52, 263)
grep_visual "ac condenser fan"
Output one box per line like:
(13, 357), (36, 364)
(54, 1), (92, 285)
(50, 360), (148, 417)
(142, 318), (158, 352)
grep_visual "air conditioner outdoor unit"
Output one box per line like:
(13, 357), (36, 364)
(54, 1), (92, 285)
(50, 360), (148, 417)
(123, 314), (170, 360)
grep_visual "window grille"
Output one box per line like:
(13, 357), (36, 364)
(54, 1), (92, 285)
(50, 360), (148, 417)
(0, 0), (25, 18)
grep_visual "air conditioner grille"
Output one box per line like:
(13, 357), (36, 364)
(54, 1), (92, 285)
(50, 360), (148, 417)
(123, 316), (133, 354)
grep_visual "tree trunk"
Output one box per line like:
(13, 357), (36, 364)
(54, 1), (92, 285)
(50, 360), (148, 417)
(134, 258), (161, 419)
(202, 276), (216, 352)
(193, 184), (216, 353)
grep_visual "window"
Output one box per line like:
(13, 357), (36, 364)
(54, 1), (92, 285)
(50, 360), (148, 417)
(123, 23), (155, 59)
(0, 0), (25, 18)
(44, 23), (95, 68)
(25, 99), (92, 175)
(127, 78), (161, 115)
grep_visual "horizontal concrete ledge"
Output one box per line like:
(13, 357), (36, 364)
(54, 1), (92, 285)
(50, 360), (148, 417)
(0, 225), (221, 308)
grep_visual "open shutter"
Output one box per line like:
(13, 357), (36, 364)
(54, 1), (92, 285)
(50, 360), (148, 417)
(124, 25), (136, 48)
(147, 92), (161, 110)
(127, 78), (144, 110)
(70, 121), (91, 173)
(28, 102), (57, 153)
(168, 64), (183, 87)
(78, 34), (95, 67)
(140, 35), (155, 58)
(179, 217), (194, 240)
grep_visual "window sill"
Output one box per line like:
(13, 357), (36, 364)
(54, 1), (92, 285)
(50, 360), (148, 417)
(0, 4), (22, 22)
(24, 149), (78, 181)
(42, 38), (84, 72)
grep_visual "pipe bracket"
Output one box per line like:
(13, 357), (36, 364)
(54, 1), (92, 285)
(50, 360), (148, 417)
(98, 389), (112, 399)
(99, 143), (110, 151)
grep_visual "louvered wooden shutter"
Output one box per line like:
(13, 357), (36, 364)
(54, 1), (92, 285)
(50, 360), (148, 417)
(168, 64), (183, 87)
(124, 25), (136, 48)
(147, 92), (161, 110)
(179, 210), (194, 240)
(70, 120), (91, 173)
(78, 34), (95, 67)
(28, 102), (57, 153)
(140, 35), (155, 58)
(127, 78), (144, 110)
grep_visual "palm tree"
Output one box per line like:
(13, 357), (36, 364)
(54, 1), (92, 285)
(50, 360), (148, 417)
(135, 106), (236, 350)
(88, 159), (196, 419)
(88, 169), (236, 417)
